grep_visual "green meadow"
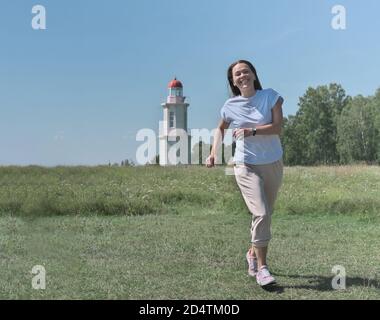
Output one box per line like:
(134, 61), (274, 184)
(0, 165), (379, 299)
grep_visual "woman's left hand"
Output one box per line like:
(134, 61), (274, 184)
(232, 128), (254, 139)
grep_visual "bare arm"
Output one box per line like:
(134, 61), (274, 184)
(206, 119), (230, 167)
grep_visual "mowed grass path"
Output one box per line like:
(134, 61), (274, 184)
(0, 165), (379, 299)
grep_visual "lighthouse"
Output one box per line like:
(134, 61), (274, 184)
(159, 78), (191, 166)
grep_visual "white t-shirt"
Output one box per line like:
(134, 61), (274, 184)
(220, 88), (283, 165)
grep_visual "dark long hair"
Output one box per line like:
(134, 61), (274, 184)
(227, 60), (263, 96)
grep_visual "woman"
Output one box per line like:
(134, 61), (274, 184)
(206, 60), (284, 287)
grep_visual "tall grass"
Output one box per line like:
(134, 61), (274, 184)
(0, 165), (379, 218)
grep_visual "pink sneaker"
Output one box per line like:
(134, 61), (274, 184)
(246, 249), (258, 277)
(256, 266), (276, 286)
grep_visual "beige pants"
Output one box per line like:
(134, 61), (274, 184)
(234, 159), (283, 247)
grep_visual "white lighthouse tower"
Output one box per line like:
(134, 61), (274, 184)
(159, 78), (191, 166)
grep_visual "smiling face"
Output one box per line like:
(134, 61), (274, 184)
(232, 63), (256, 92)
(227, 60), (262, 97)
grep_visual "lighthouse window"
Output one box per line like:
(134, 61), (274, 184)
(169, 111), (175, 128)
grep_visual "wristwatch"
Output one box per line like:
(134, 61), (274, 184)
(252, 128), (257, 136)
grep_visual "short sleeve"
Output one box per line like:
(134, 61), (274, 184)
(220, 101), (231, 123)
(268, 89), (283, 109)
(220, 107), (228, 122)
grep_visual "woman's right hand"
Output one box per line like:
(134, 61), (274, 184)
(206, 154), (215, 168)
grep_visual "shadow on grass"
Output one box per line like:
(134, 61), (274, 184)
(264, 273), (380, 293)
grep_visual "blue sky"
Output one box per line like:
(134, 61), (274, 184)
(1, 0), (380, 166)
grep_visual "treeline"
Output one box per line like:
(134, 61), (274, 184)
(281, 84), (380, 165)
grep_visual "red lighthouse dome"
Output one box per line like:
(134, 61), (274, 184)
(168, 77), (183, 88)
